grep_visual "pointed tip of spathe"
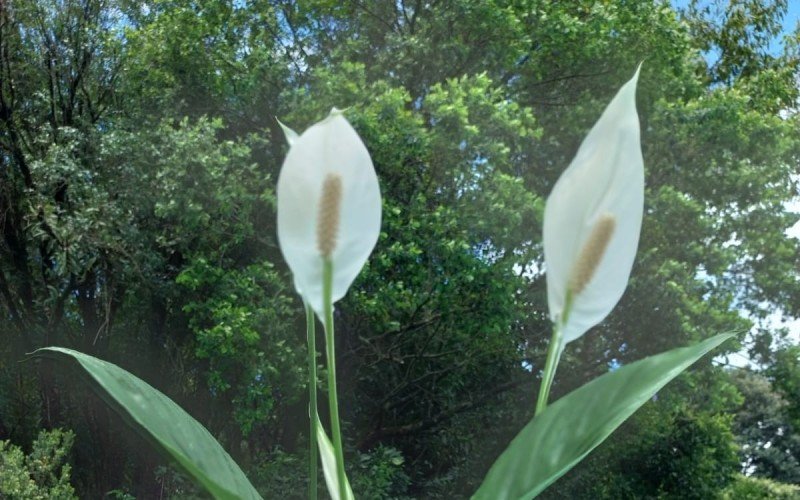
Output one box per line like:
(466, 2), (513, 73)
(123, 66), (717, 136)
(313, 107), (352, 130)
(619, 63), (642, 99)
(634, 60), (644, 79)
(329, 106), (350, 116)
(276, 117), (299, 146)
(606, 64), (642, 118)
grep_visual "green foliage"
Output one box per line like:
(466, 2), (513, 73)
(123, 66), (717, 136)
(620, 409), (738, 498)
(722, 474), (800, 500)
(176, 258), (303, 436)
(250, 448), (306, 498)
(767, 345), (800, 428)
(152, 465), (204, 499)
(105, 490), (137, 500)
(0, 429), (77, 500)
(731, 369), (800, 483)
(351, 446), (411, 499)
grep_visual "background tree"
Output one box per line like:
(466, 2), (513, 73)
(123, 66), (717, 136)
(730, 369), (800, 483)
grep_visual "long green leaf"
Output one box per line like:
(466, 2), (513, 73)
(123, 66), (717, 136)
(316, 415), (355, 500)
(32, 347), (261, 500)
(473, 333), (734, 500)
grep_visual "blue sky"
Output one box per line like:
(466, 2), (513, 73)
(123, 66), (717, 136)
(672, 0), (800, 55)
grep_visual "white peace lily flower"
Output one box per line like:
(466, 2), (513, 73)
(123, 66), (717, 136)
(543, 68), (644, 344)
(277, 110), (382, 317)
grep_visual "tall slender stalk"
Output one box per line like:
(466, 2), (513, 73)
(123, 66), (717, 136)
(322, 259), (348, 499)
(535, 325), (563, 416)
(535, 293), (572, 416)
(305, 302), (318, 500)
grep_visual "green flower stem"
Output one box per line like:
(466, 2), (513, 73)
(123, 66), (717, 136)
(535, 293), (572, 416)
(322, 259), (348, 499)
(535, 324), (563, 416)
(305, 301), (318, 500)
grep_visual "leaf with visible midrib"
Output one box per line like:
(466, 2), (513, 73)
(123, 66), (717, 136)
(472, 333), (734, 500)
(32, 347), (262, 500)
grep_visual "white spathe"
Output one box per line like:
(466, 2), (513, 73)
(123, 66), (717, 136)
(543, 68), (644, 344)
(277, 110), (382, 318)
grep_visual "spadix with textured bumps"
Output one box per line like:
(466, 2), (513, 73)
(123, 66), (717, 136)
(276, 110), (382, 318)
(543, 68), (644, 344)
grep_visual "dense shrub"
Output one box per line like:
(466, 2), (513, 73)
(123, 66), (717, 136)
(0, 429), (76, 499)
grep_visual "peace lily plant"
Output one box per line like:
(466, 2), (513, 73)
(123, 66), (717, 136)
(30, 68), (733, 500)
(276, 110), (382, 319)
(537, 67), (644, 415)
(277, 109), (381, 500)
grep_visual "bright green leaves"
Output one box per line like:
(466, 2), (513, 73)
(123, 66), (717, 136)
(473, 333), (734, 500)
(32, 348), (262, 500)
(0, 429), (77, 499)
(175, 257), (302, 437)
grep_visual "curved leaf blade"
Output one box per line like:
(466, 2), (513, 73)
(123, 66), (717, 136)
(33, 347), (261, 500)
(473, 333), (734, 500)
(316, 415), (355, 500)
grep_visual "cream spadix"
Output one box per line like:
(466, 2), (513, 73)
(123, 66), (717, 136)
(276, 110), (382, 317)
(543, 68), (644, 344)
